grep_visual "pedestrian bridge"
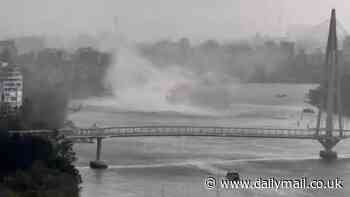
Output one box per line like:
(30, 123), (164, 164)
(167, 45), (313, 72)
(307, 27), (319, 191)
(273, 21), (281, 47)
(8, 126), (350, 140)
(62, 126), (350, 140)
(7, 125), (350, 168)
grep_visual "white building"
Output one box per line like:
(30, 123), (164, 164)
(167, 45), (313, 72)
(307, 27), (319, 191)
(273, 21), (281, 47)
(0, 63), (23, 114)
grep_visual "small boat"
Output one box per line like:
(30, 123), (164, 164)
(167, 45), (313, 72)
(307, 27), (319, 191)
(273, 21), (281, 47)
(275, 94), (287, 98)
(90, 160), (108, 169)
(226, 171), (240, 182)
(303, 108), (315, 114)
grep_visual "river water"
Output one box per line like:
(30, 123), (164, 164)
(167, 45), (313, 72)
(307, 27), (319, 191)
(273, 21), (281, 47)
(69, 83), (350, 197)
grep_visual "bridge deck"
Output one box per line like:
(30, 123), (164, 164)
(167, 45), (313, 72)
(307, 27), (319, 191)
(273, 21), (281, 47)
(9, 126), (349, 140)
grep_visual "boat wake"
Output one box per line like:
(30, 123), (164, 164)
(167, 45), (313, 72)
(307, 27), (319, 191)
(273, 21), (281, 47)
(77, 155), (344, 173)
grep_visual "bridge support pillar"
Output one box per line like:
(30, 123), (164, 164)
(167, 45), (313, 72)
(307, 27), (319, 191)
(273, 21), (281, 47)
(90, 137), (108, 169)
(318, 137), (340, 160)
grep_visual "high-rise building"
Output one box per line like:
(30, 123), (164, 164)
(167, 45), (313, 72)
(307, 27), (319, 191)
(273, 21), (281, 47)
(0, 40), (22, 116)
(0, 64), (23, 115)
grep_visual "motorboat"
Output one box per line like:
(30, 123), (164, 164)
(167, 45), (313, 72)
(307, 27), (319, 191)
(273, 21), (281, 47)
(226, 171), (240, 182)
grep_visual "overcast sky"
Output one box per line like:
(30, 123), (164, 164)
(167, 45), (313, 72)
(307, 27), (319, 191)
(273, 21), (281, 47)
(0, 0), (350, 41)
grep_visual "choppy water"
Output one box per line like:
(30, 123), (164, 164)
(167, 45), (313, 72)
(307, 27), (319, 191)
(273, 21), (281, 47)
(69, 83), (350, 197)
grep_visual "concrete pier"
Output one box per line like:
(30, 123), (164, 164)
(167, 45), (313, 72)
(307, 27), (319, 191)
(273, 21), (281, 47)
(320, 150), (337, 160)
(318, 136), (340, 160)
(90, 137), (108, 169)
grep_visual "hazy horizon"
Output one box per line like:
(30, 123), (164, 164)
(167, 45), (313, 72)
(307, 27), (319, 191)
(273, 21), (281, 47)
(0, 0), (350, 42)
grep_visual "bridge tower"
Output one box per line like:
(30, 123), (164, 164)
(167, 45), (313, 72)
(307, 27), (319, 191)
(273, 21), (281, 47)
(316, 9), (343, 160)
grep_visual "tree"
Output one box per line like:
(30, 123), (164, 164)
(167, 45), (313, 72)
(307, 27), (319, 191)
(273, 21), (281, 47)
(307, 74), (350, 116)
(0, 132), (81, 197)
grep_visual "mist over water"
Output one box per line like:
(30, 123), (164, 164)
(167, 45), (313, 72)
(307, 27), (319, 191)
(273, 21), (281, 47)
(104, 46), (239, 115)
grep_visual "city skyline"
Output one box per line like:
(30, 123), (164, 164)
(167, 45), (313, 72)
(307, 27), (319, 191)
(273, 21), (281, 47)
(1, 0), (350, 42)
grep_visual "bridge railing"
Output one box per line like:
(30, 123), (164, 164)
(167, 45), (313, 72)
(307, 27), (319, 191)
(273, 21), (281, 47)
(68, 126), (321, 138)
(8, 126), (350, 139)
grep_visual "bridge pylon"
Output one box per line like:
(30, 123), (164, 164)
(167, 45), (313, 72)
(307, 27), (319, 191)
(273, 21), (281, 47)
(89, 137), (108, 169)
(315, 9), (343, 160)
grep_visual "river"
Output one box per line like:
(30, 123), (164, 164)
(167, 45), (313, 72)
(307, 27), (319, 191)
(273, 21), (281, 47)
(69, 83), (350, 197)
